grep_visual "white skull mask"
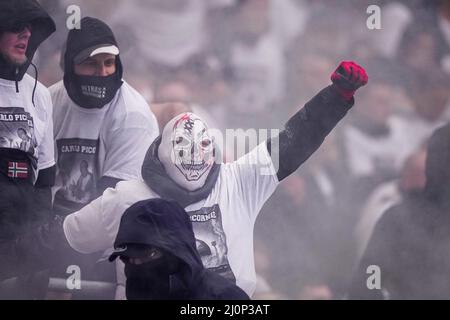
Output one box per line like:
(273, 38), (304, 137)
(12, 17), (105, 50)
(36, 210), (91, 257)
(158, 113), (215, 191)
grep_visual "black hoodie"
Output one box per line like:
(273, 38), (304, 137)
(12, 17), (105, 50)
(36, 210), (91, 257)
(349, 123), (450, 299)
(0, 0), (56, 209)
(0, 0), (55, 83)
(111, 199), (249, 300)
(63, 17), (122, 76)
(63, 17), (123, 108)
(0, 0), (56, 293)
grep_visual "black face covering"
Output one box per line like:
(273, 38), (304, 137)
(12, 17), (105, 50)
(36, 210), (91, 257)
(124, 254), (181, 300)
(62, 17), (124, 109)
(65, 72), (123, 109)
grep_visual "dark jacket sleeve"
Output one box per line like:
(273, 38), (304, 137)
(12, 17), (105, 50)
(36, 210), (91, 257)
(347, 206), (399, 300)
(34, 165), (56, 220)
(201, 270), (250, 300)
(0, 215), (66, 281)
(267, 85), (353, 181)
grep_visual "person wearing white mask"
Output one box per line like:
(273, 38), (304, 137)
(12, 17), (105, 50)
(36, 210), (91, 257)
(62, 61), (368, 298)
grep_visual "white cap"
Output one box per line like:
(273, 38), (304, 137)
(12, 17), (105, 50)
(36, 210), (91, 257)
(74, 44), (119, 64)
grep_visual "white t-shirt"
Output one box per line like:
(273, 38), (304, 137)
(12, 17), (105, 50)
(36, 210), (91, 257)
(0, 74), (55, 180)
(63, 142), (279, 297)
(50, 80), (159, 212)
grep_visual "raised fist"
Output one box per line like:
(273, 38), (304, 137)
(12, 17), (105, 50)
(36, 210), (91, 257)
(331, 61), (368, 101)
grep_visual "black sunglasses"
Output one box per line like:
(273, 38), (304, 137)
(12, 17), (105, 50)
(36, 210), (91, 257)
(7, 22), (32, 34)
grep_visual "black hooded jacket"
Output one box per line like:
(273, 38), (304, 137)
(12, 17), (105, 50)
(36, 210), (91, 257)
(113, 199), (249, 300)
(0, 0), (55, 83)
(349, 123), (450, 299)
(63, 17), (122, 76)
(62, 17), (123, 107)
(0, 0), (57, 287)
(0, 0), (56, 185)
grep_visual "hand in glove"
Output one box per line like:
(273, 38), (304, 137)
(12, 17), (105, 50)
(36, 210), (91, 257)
(331, 61), (368, 101)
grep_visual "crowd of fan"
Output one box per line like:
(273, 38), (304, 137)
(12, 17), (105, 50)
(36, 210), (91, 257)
(32, 0), (450, 299)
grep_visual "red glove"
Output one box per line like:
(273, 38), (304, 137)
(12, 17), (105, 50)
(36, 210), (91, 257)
(331, 61), (368, 101)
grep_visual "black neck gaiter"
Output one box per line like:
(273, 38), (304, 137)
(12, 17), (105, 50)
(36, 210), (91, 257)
(64, 72), (123, 109)
(124, 255), (182, 300)
(62, 17), (124, 109)
(141, 136), (221, 208)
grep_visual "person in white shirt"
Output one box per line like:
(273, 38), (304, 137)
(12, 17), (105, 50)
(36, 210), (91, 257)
(49, 17), (159, 284)
(63, 61), (368, 298)
(50, 17), (159, 217)
(0, 0), (56, 299)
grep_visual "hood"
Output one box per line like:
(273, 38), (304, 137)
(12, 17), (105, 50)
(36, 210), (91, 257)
(0, 0), (55, 81)
(63, 17), (123, 93)
(113, 199), (204, 286)
(423, 122), (450, 209)
(141, 136), (221, 208)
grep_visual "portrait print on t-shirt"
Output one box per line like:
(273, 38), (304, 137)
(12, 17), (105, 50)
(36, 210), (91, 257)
(56, 138), (98, 206)
(188, 204), (237, 283)
(0, 107), (37, 159)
